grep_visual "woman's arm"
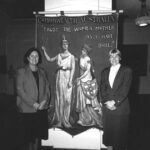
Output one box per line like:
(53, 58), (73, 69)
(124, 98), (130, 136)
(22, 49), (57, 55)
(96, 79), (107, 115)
(41, 46), (57, 62)
(39, 69), (50, 110)
(16, 68), (39, 109)
(100, 69), (109, 104)
(114, 67), (132, 107)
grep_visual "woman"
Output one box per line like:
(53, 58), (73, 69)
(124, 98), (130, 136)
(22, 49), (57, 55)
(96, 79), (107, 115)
(42, 35), (75, 128)
(76, 44), (103, 128)
(100, 49), (132, 150)
(16, 47), (50, 150)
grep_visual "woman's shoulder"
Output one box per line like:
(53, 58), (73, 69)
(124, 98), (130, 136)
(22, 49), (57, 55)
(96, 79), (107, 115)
(17, 65), (27, 73)
(67, 52), (75, 58)
(81, 55), (90, 61)
(101, 66), (110, 74)
(70, 53), (75, 59)
(121, 65), (132, 73)
(121, 65), (132, 70)
(16, 65), (28, 77)
(38, 66), (47, 74)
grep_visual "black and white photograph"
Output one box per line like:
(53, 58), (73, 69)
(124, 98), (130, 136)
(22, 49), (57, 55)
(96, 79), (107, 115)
(0, 0), (150, 150)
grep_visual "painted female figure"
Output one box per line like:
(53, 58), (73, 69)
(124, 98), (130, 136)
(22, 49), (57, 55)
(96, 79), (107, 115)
(42, 35), (75, 128)
(76, 44), (103, 128)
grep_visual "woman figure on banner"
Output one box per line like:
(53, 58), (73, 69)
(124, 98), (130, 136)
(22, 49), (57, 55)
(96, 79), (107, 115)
(42, 35), (75, 128)
(76, 43), (103, 128)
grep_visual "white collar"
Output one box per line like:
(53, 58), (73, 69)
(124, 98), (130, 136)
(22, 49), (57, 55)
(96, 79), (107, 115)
(111, 63), (121, 69)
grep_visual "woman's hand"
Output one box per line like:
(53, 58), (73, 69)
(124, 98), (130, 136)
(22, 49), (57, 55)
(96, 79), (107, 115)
(41, 46), (46, 51)
(106, 105), (116, 110)
(105, 100), (116, 110)
(33, 102), (40, 110)
(38, 100), (47, 110)
(41, 46), (53, 62)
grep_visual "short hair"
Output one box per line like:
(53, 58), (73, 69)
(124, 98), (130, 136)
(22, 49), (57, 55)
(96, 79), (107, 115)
(23, 47), (42, 65)
(109, 49), (121, 59)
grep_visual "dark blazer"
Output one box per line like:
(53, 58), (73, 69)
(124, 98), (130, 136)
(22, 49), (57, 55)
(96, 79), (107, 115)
(100, 65), (132, 115)
(16, 65), (50, 113)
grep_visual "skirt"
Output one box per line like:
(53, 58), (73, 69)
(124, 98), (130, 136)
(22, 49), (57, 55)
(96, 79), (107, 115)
(103, 108), (129, 147)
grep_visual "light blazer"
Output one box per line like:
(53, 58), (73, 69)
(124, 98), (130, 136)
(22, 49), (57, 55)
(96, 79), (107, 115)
(16, 65), (50, 113)
(100, 65), (132, 115)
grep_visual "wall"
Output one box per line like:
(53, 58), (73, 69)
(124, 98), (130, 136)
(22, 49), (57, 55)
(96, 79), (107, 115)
(122, 18), (150, 94)
(1, 19), (35, 94)
(0, 12), (10, 93)
(6, 19), (35, 68)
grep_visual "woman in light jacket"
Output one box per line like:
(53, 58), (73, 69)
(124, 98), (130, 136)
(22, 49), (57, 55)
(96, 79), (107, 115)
(16, 47), (50, 150)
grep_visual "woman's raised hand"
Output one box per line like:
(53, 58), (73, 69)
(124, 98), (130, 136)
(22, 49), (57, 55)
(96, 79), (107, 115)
(41, 46), (46, 51)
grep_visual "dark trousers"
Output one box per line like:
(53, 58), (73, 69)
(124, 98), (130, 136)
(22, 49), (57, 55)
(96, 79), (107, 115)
(18, 138), (40, 150)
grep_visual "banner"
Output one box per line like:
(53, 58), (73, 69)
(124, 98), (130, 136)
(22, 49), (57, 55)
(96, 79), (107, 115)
(37, 14), (118, 131)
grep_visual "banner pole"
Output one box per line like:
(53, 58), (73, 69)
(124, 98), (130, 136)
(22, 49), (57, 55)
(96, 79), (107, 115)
(33, 10), (123, 16)
(116, 12), (119, 49)
(34, 12), (38, 48)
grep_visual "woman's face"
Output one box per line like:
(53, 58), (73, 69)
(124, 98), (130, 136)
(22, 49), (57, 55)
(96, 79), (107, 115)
(27, 51), (39, 66)
(81, 48), (87, 56)
(109, 54), (120, 66)
(62, 42), (68, 50)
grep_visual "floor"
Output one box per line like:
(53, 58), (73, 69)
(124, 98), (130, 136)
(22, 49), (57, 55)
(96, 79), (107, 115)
(1, 93), (150, 150)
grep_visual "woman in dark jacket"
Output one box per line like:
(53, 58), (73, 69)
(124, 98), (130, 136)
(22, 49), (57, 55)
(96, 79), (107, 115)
(100, 49), (132, 150)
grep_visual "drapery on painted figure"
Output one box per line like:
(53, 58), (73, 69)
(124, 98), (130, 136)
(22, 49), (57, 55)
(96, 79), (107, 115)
(42, 35), (75, 128)
(76, 44), (103, 128)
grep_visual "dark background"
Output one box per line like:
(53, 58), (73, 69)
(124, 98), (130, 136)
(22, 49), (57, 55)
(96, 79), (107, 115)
(0, 0), (150, 150)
